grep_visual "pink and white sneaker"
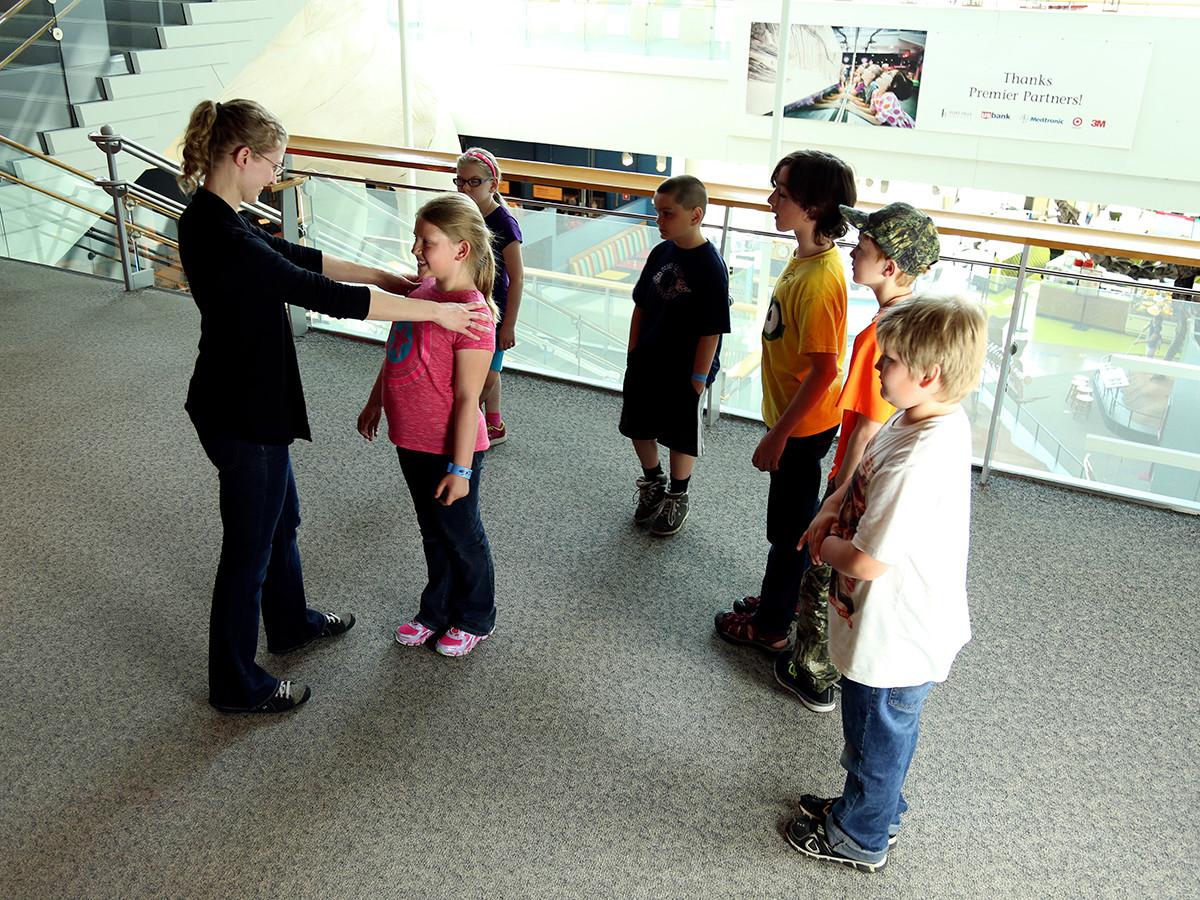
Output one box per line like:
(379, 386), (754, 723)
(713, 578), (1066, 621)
(434, 626), (493, 658)
(394, 620), (435, 647)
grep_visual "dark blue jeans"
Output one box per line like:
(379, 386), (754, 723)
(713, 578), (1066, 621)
(752, 427), (838, 637)
(397, 447), (495, 636)
(826, 677), (936, 864)
(199, 434), (324, 709)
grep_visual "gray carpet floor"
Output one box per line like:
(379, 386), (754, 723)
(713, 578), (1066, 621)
(1, 258), (1197, 900)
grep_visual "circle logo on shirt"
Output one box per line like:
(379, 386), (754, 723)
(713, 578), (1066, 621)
(653, 264), (692, 301)
(384, 321), (429, 386)
(763, 298), (785, 341)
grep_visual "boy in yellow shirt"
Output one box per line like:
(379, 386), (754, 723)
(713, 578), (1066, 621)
(715, 149), (856, 650)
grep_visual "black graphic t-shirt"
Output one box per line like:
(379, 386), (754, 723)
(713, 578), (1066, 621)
(629, 239), (731, 382)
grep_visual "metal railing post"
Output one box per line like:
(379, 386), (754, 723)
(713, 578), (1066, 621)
(280, 152), (308, 336)
(979, 244), (1031, 485)
(94, 125), (153, 291)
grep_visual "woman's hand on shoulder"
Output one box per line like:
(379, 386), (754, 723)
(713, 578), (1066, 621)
(375, 268), (420, 296)
(357, 400), (382, 441)
(435, 300), (493, 336)
(435, 473), (470, 506)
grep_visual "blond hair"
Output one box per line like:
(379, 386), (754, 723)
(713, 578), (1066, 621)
(417, 193), (499, 320)
(178, 99), (287, 194)
(457, 147), (506, 209)
(876, 294), (988, 403)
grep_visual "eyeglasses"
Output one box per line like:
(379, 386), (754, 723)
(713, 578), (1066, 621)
(256, 152), (286, 178)
(453, 176), (487, 188)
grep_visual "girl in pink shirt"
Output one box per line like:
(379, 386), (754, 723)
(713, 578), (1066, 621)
(358, 194), (499, 657)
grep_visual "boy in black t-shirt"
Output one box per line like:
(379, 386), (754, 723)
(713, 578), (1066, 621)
(619, 175), (731, 536)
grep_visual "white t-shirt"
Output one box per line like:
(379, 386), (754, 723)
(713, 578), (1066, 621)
(827, 407), (973, 687)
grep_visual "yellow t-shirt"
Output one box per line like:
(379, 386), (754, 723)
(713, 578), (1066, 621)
(761, 247), (848, 437)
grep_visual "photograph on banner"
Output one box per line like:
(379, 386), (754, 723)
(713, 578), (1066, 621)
(747, 23), (927, 129)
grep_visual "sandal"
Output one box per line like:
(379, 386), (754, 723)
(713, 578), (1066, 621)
(714, 609), (790, 652)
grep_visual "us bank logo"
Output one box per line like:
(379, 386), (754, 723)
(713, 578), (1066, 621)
(981, 111), (1011, 120)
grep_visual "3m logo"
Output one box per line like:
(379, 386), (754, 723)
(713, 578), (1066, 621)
(1090, 119), (1107, 128)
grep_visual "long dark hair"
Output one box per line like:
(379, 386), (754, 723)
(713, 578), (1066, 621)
(770, 149), (857, 243)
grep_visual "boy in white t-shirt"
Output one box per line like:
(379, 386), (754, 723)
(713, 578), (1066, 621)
(783, 295), (988, 873)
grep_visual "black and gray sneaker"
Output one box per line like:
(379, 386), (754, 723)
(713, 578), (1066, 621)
(794, 795), (898, 848)
(773, 652), (836, 713)
(213, 679), (311, 714)
(270, 611), (356, 654)
(785, 817), (887, 873)
(633, 474), (668, 526)
(650, 491), (689, 536)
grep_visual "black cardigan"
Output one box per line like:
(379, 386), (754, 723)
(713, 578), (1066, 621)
(178, 188), (371, 444)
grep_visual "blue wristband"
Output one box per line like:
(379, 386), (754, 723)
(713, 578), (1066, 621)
(446, 463), (472, 479)
(691, 372), (708, 384)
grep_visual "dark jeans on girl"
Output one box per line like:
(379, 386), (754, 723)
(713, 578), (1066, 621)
(752, 426), (838, 637)
(397, 447), (495, 636)
(199, 434), (326, 709)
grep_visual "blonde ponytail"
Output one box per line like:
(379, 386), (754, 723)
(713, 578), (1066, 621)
(177, 98), (288, 194)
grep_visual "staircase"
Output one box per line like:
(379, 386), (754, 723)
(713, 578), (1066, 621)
(0, 0), (306, 266)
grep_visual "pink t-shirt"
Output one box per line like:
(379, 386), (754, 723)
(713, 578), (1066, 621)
(381, 278), (495, 454)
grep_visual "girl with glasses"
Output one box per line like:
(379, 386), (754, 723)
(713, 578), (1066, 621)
(454, 147), (525, 446)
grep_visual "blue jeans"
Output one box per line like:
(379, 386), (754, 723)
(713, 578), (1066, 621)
(397, 447), (495, 636)
(826, 677), (935, 864)
(198, 434), (325, 709)
(752, 427), (837, 637)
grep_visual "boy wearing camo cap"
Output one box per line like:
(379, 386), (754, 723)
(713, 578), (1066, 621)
(773, 202), (942, 714)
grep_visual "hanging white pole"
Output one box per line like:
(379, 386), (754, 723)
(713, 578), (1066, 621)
(397, 0), (414, 148)
(769, 0), (792, 165)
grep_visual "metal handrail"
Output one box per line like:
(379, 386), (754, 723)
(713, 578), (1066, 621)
(0, 168), (178, 248)
(0, 0), (40, 28)
(0, 0), (85, 72)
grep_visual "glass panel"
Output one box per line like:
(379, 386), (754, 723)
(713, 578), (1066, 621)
(984, 262), (1200, 508)
(0, 0), (71, 146)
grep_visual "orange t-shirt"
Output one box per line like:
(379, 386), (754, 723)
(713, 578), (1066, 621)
(760, 247), (848, 437)
(827, 319), (896, 482)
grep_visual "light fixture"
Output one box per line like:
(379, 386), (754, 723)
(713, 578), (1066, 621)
(655, 155), (667, 173)
(621, 151), (633, 167)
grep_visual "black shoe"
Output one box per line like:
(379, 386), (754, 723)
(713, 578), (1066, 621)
(650, 490), (689, 536)
(784, 818), (887, 873)
(773, 652), (836, 713)
(634, 474), (668, 526)
(269, 611), (356, 655)
(213, 679), (311, 714)
(795, 795), (898, 848)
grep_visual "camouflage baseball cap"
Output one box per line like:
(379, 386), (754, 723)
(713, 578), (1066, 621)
(839, 202), (941, 275)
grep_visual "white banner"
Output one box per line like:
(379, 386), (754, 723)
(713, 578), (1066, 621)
(919, 37), (1152, 149)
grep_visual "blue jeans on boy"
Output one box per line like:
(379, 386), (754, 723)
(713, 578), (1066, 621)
(198, 434), (326, 709)
(752, 427), (837, 637)
(396, 447), (495, 636)
(825, 677), (935, 864)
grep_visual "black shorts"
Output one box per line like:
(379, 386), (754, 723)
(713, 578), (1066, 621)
(619, 365), (704, 457)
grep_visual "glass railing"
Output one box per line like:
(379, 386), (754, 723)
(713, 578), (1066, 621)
(284, 141), (1200, 513)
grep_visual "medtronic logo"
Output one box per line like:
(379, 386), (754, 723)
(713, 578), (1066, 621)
(1028, 116), (1065, 125)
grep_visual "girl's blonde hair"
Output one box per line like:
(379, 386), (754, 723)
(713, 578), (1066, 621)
(178, 99), (288, 194)
(418, 193), (499, 320)
(457, 147), (506, 210)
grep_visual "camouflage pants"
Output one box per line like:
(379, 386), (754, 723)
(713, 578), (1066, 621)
(790, 563), (841, 692)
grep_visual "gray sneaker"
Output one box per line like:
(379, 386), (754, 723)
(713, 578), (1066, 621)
(650, 490), (689, 536)
(634, 474), (668, 525)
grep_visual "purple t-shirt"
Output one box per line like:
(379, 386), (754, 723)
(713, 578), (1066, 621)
(485, 204), (522, 315)
(381, 279), (496, 454)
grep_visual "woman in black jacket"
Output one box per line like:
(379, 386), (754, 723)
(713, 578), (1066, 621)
(177, 98), (488, 714)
